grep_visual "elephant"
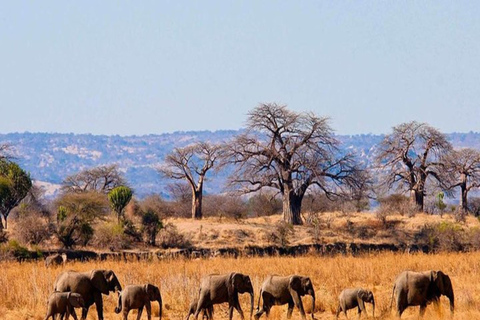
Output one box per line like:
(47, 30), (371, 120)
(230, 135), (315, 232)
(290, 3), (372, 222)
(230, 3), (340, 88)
(54, 269), (122, 320)
(114, 284), (163, 320)
(45, 253), (67, 268)
(44, 291), (86, 320)
(254, 275), (315, 320)
(390, 270), (454, 318)
(336, 288), (375, 319)
(194, 272), (254, 320)
(186, 296), (213, 320)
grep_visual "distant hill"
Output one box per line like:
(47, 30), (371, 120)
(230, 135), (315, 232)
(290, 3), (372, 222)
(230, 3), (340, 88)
(0, 131), (479, 198)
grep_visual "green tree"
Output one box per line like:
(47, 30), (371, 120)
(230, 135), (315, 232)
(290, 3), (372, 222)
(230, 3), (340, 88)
(55, 191), (109, 248)
(0, 160), (32, 229)
(141, 210), (163, 245)
(108, 186), (133, 223)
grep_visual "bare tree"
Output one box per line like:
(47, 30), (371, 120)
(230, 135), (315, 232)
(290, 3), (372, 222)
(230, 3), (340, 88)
(159, 142), (222, 219)
(226, 103), (360, 225)
(61, 164), (126, 194)
(445, 148), (480, 213)
(375, 121), (452, 211)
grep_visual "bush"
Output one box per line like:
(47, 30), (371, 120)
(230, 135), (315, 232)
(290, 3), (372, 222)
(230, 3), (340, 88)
(141, 210), (163, 245)
(93, 222), (131, 251)
(268, 221), (294, 247)
(157, 223), (191, 249)
(13, 212), (52, 246)
(203, 194), (248, 219)
(468, 197), (480, 217)
(0, 229), (8, 244)
(0, 240), (31, 260)
(415, 222), (465, 252)
(247, 193), (282, 217)
(377, 194), (418, 217)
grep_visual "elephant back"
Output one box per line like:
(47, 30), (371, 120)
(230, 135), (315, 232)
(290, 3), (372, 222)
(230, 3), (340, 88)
(54, 271), (95, 305)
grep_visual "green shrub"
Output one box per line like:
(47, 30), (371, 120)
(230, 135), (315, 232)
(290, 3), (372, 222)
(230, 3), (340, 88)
(93, 222), (131, 251)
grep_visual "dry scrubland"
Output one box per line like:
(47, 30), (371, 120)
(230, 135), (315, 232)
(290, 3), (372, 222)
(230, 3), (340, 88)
(169, 212), (480, 248)
(1, 252), (480, 320)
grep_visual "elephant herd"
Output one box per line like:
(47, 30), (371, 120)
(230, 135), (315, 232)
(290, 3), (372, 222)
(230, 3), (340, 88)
(44, 267), (455, 320)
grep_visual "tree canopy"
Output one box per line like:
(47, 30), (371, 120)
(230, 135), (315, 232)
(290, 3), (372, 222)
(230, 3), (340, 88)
(0, 159), (32, 229)
(227, 103), (360, 225)
(375, 121), (452, 211)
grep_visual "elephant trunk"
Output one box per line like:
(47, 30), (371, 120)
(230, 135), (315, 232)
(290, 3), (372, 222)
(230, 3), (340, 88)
(448, 291), (454, 314)
(249, 290), (254, 320)
(158, 296), (163, 320)
(114, 292), (122, 314)
(310, 290), (315, 319)
(372, 298), (375, 319)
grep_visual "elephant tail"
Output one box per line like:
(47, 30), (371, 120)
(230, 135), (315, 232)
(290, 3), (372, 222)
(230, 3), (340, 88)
(389, 284), (396, 310)
(114, 292), (122, 314)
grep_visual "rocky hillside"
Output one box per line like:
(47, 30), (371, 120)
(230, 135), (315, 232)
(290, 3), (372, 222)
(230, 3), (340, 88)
(0, 131), (478, 198)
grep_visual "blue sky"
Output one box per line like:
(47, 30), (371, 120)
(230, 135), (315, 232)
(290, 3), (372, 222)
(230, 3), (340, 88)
(1, 2), (479, 135)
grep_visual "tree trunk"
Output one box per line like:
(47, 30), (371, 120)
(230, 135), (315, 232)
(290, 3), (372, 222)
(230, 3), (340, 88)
(460, 183), (468, 213)
(283, 189), (303, 225)
(410, 189), (424, 212)
(192, 189), (203, 220)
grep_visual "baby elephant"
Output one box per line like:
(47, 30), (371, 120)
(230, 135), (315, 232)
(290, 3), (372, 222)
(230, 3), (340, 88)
(115, 284), (163, 320)
(45, 253), (67, 268)
(186, 296), (213, 320)
(44, 291), (86, 320)
(336, 288), (375, 319)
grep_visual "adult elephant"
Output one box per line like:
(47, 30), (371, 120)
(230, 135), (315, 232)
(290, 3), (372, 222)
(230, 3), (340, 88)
(391, 270), (454, 318)
(254, 275), (315, 320)
(194, 272), (254, 320)
(54, 269), (122, 320)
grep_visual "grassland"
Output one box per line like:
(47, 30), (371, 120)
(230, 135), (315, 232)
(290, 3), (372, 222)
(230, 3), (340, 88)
(1, 251), (479, 320)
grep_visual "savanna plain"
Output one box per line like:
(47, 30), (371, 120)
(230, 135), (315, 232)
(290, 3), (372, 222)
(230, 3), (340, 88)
(1, 252), (478, 320)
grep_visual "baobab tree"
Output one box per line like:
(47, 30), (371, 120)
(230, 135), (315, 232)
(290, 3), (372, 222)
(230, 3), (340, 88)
(446, 148), (480, 213)
(159, 142), (222, 219)
(375, 121), (452, 211)
(227, 103), (360, 225)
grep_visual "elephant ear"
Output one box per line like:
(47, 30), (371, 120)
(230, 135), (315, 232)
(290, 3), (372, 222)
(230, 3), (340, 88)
(145, 284), (158, 301)
(90, 270), (110, 295)
(357, 289), (367, 301)
(228, 273), (241, 297)
(434, 271), (449, 293)
(289, 276), (302, 292)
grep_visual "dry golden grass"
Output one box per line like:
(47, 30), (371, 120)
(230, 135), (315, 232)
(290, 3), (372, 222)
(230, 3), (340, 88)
(1, 252), (479, 320)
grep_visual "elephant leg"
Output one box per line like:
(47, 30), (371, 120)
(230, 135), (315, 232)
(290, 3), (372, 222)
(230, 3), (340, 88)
(137, 306), (144, 320)
(419, 304), (427, 318)
(254, 307), (265, 320)
(287, 301), (294, 319)
(233, 296), (245, 320)
(94, 292), (104, 320)
(229, 305), (235, 320)
(70, 307), (79, 320)
(194, 295), (209, 320)
(146, 301), (152, 320)
(81, 306), (89, 320)
(122, 308), (130, 320)
(291, 292), (306, 320)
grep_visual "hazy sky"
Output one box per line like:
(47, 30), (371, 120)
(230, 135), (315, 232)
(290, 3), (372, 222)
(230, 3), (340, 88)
(1, 2), (479, 136)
